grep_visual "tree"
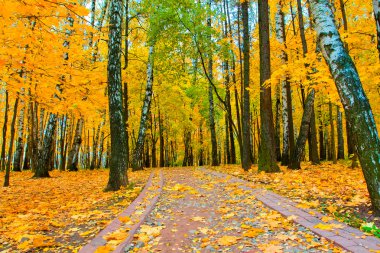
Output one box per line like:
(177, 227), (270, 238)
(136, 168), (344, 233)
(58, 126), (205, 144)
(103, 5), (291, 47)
(288, 90), (315, 170)
(4, 97), (19, 186)
(241, 0), (251, 171)
(275, 0), (295, 166)
(258, 0), (280, 173)
(105, 0), (128, 191)
(33, 113), (57, 178)
(310, 0), (380, 214)
(374, 0), (380, 59)
(131, 46), (154, 171)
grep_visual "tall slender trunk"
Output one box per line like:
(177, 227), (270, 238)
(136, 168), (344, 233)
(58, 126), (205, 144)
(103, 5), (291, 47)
(297, 0), (319, 164)
(274, 84), (282, 161)
(276, 2), (295, 165)
(1, 91), (9, 171)
(33, 113), (57, 178)
(289, 90), (315, 170)
(199, 121), (204, 166)
(89, 0), (96, 47)
(318, 104), (326, 160)
(258, 0), (280, 172)
(374, 0), (380, 59)
(311, 0), (380, 214)
(13, 94), (25, 172)
(132, 46), (154, 171)
(67, 118), (84, 171)
(329, 102), (337, 163)
(105, 0), (128, 191)
(207, 0), (218, 166)
(241, 0), (251, 171)
(4, 97), (19, 186)
(124, 83), (129, 168)
(97, 131), (105, 168)
(90, 123), (101, 170)
(59, 115), (67, 171)
(159, 110), (164, 167)
(337, 106), (345, 159)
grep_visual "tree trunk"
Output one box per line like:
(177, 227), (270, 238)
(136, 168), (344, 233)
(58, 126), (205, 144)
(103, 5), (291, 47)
(124, 82), (130, 168)
(105, 0), (128, 191)
(241, 0), (252, 171)
(90, 123), (101, 170)
(97, 131), (105, 168)
(13, 94), (24, 172)
(159, 110), (164, 167)
(1, 91), (9, 171)
(207, 0), (219, 167)
(337, 106), (345, 159)
(275, 84), (282, 161)
(309, 107), (320, 163)
(67, 118), (84, 171)
(275, 2), (295, 165)
(329, 102), (337, 163)
(199, 121), (204, 166)
(59, 115), (67, 171)
(4, 97), (19, 186)
(311, 0), (380, 214)
(289, 90), (315, 170)
(131, 46), (154, 171)
(33, 113), (57, 178)
(258, 0), (280, 173)
(318, 105), (326, 160)
(374, 0), (380, 59)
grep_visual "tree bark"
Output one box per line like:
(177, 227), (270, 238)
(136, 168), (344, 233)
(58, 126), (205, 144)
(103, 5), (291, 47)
(131, 46), (154, 171)
(275, 2), (295, 166)
(33, 113), (57, 178)
(159, 110), (165, 167)
(289, 90), (315, 170)
(105, 0), (128, 191)
(258, 0), (280, 172)
(59, 115), (67, 171)
(4, 97), (19, 186)
(329, 101), (337, 163)
(67, 118), (84, 171)
(207, 0), (219, 167)
(311, 0), (380, 214)
(241, 0), (252, 171)
(1, 91), (9, 172)
(13, 93), (24, 172)
(374, 0), (380, 59)
(275, 84), (282, 161)
(337, 106), (345, 159)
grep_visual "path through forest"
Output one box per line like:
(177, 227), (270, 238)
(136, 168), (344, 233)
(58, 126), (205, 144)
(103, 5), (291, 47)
(122, 168), (357, 252)
(79, 167), (380, 253)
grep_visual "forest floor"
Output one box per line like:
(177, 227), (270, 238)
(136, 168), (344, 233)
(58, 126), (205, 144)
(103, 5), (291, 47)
(0, 169), (151, 252)
(125, 168), (346, 252)
(213, 161), (377, 230)
(1, 163), (379, 253)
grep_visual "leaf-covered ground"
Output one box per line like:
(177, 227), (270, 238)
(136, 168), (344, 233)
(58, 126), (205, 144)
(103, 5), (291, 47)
(126, 168), (344, 252)
(214, 162), (376, 231)
(0, 169), (151, 252)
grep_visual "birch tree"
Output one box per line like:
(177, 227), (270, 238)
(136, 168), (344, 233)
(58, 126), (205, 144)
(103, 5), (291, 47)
(311, 0), (380, 214)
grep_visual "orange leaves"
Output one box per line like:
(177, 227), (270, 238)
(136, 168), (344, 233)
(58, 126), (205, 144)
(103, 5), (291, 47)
(0, 169), (150, 251)
(242, 228), (265, 238)
(314, 223), (344, 231)
(217, 235), (240, 246)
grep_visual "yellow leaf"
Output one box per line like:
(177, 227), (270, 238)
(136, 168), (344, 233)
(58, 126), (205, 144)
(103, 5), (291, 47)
(217, 235), (240, 246)
(314, 223), (344, 231)
(118, 216), (131, 223)
(243, 228), (265, 238)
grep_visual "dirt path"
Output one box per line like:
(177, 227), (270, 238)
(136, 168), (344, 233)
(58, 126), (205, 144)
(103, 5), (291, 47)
(126, 168), (344, 252)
